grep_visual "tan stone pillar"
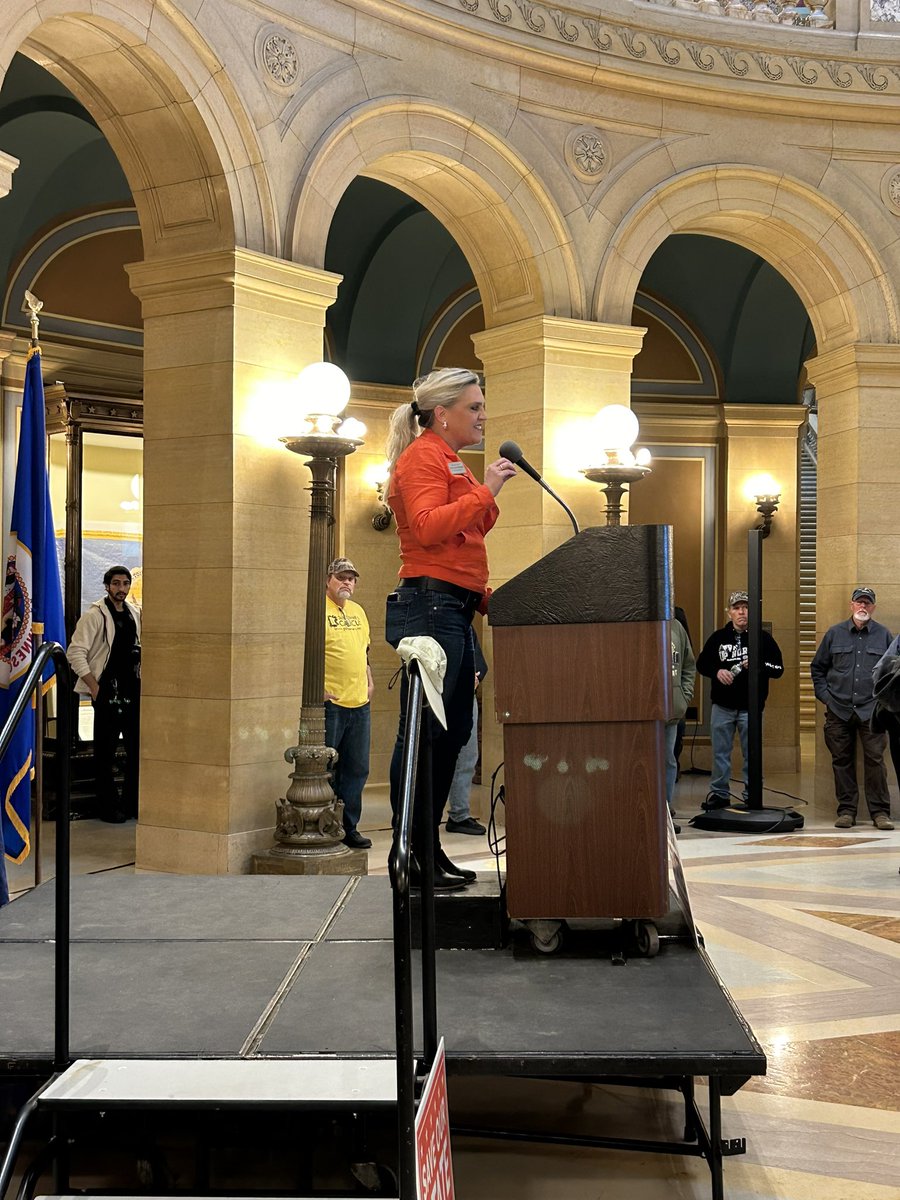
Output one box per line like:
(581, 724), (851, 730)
(0, 149), (18, 198)
(806, 346), (900, 627)
(805, 345), (900, 812)
(472, 316), (646, 784)
(722, 405), (805, 775)
(127, 249), (341, 874)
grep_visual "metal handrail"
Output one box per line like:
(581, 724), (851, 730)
(387, 660), (440, 1199)
(0, 641), (72, 1071)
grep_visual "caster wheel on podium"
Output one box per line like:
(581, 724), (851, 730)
(525, 919), (564, 955)
(633, 920), (659, 958)
(532, 930), (561, 954)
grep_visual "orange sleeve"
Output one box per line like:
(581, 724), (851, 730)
(399, 450), (496, 549)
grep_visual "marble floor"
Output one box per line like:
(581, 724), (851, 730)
(5, 748), (900, 1200)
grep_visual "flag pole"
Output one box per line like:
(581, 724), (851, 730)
(24, 292), (44, 888)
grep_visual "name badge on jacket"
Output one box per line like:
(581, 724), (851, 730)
(448, 461), (467, 476)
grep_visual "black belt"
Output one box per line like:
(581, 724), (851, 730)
(399, 576), (483, 609)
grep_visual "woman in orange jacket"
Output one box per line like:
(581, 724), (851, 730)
(384, 367), (516, 888)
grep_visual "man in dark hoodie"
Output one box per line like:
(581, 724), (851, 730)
(696, 590), (784, 809)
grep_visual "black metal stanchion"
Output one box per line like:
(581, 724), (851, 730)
(694, 530), (802, 833)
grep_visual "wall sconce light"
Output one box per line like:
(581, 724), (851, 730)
(579, 404), (652, 526)
(365, 461), (393, 531)
(744, 473), (781, 540)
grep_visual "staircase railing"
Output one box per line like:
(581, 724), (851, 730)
(1, 646), (438, 1200)
(0, 642), (72, 1072)
(387, 658), (439, 1198)
(0, 644), (72, 1200)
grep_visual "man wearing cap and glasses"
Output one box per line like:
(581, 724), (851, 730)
(811, 587), (895, 830)
(324, 558), (374, 850)
(697, 590), (784, 810)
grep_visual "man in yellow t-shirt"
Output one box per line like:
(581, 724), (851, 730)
(324, 557), (374, 850)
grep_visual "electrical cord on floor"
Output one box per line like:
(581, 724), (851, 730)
(686, 777), (808, 834)
(487, 760), (506, 892)
(679, 719), (711, 776)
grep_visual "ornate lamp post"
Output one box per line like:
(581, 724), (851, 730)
(580, 404), (652, 524)
(253, 363), (368, 875)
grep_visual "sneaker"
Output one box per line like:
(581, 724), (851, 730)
(873, 813), (895, 831)
(702, 793), (729, 811)
(834, 813), (854, 829)
(445, 816), (486, 835)
(343, 829), (372, 849)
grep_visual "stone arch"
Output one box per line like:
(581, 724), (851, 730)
(3, 1), (275, 258)
(289, 99), (584, 328)
(595, 166), (898, 354)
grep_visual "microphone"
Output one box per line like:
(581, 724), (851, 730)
(498, 440), (541, 484)
(498, 440), (579, 537)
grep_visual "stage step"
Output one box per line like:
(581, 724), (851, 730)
(38, 1058), (398, 1108)
(412, 874), (507, 949)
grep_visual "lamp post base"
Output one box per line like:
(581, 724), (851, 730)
(250, 845), (369, 876)
(692, 804), (804, 834)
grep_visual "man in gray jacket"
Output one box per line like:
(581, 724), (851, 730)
(810, 586), (894, 830)
(67, 566), (142, 823)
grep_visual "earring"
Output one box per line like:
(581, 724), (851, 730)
(442, 420), (448, 429)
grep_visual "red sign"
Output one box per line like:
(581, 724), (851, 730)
(415, 1038), (455, 1200)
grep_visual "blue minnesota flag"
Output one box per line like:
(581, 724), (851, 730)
(0, 347), (65, 890)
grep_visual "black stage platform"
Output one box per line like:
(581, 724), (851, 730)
(0, 875), (764, 1091)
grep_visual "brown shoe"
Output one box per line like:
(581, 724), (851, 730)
(873, 813), (895, 831)
(834, 813), (854, 829)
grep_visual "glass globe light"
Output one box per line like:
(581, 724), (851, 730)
(338, 417), (367, 440)
(297, 362), (351, 417)
(635, 447), (652, 467)
(594, 404), (639, 452)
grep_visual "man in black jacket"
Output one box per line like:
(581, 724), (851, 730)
(811, 586), (894, 830)
(696, 590), (784, 809)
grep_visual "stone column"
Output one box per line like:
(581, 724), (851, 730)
(127, 249), (341, 874)
(472, 316), (646, 782)
(805, 345), (900, 812)
(805, 346), (900, 627)
(0, 149), (18, 198)
(722, 404), (805, 775)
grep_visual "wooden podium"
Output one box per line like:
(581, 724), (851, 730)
(489, 525), (673, 921)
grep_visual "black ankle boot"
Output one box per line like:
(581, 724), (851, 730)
(409, 859), (467, 891)
(436, 847), (476, 881)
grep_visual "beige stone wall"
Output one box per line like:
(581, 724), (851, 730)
(127, 251), (341, 873)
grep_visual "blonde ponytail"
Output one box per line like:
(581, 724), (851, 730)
(385, 367), (480, 478)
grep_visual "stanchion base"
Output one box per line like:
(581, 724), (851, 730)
(692, 805), (804, 834)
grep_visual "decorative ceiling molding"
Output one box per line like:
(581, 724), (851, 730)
(440, 0), (900, 96)
(3, 209), (142, 350)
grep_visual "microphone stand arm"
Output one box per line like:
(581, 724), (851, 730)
(536, 477), (579, 537)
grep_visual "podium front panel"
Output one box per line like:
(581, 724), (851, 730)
(493, 621), (672, 725)
(503, 720), (668, 920)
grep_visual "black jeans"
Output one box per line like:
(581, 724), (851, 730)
(385, 588), (475, 858)
(93, 682), (140, 817)
(823, 709), (889, 818)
